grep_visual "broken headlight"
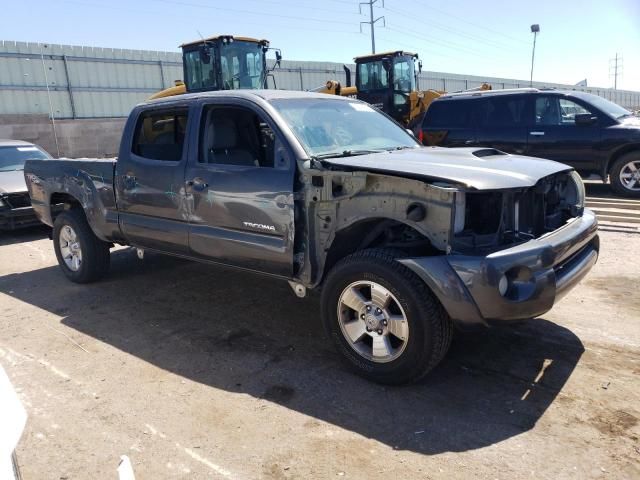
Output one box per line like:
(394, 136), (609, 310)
(569, 170), (585, 209)
(454, 192), (465, 234)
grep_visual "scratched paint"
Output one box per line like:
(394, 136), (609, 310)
(206, 190), (215, 206)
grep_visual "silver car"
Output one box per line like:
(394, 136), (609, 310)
(0, 140), (52, 230)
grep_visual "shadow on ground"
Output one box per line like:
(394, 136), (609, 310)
(0, 249), (584, 454)
(0, 225), (50, 246)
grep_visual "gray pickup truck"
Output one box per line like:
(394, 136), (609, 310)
(24, 90), (599, 384)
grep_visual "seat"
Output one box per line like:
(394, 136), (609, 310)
(207, 117), (256, 166)
(539, 100), (561, 125)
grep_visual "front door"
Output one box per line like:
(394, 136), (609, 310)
(115, 106), (191, 253)
(184, 102), (295, 277)
(475, 94), (530, 154)
(526, 95), (602, 172)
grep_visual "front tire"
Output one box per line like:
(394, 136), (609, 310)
(53, 209), (110, 283)
(610, 152), (640, 197)
(321, 249), (453, 385)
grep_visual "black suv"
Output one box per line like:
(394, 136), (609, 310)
(415, 89), (640, 196)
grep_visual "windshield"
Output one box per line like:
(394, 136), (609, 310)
(270, 98), (419, 157)
(0, 145), (50, 171)
(574, 92), (632, 119)
(220, 41), (265, 90)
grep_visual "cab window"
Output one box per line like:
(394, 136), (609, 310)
(199, 106), (286, 169)
(357, 61), (389, 91)
(424, 100), (474, 128)
(535, 96), (593, 125)
(393, 59), (415, 93)
(479, 96), (527, 127)
(184, 49), (217, 91)
(132, 109), (188, 161)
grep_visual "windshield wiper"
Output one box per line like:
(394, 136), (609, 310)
(385, 146), (416, 151)
(312, 149), (385, 160)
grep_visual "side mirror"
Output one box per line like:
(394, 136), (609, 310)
(418, 60), (423, 73)
(574, 113), (597, 126)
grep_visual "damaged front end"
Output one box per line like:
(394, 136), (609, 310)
(452, 170), (586, 253)
(399, 170), (598, 326)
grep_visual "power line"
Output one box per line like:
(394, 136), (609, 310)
(148, 0), (357, 25)
(383, 4), (522, 52)
(385, 25), (509, 62)
(52, 0), (363, 41)
(398, 0), (530, 45)
(376, 33), (472, 60)
(385, 24), (506, 59)
(359, 0), (386, 54)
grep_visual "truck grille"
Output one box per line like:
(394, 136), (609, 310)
(5, 193), (32, 209)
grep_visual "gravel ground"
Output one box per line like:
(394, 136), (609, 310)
(0, 223), (638, 480)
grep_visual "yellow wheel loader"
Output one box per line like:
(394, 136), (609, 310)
(319, 51), (491, 127)
(149, 35), (281, 100)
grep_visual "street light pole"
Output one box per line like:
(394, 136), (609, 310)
(530, 24), (540, 87)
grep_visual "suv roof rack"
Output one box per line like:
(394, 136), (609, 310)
(443, 87), (539, 98)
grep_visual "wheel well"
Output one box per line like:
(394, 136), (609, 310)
(605, 145), (640, 177)
(50, 192), (81, 210)
(323, 218), (440, 275)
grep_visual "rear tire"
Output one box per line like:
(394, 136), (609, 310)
(321, 249), (453, 385)
(53, 209), (110, 283)
(610, 152), (640, 197)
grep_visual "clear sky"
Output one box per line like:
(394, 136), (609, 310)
(4, 0), (640, 90)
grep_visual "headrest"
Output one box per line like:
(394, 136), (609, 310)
(210, 117), (238, 150)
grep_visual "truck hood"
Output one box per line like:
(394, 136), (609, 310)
(324, 147), (573, 190)
(0, 170), (27, 194)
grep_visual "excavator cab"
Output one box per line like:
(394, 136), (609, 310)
(149, 35), (281, 99)
(354, 51), (420, 124)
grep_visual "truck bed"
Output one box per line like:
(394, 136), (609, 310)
(24, 158), (119, 241)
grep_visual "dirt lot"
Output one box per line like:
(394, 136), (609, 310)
(1, 217), (639, 478)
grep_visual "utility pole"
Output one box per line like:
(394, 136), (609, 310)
(40, 44), (60, 158)
(609, 53), (622, 90)
(359, 0), (385, 54)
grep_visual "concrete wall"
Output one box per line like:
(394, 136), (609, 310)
(0, 114), (125, 158)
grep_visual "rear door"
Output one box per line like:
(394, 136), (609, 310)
(115, 106), (191, 253)
(184, 99), (295, 277)
(475, 94), (530, 154)
(525, 95), (602, 171)
(421, 99), (478, 147)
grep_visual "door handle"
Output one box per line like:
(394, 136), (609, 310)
(187, 178), (209, 191)
(530, 131), (545, 136)
(122, 174), (137, 190)
(464, 140), (474, 145)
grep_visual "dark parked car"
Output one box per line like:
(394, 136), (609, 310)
(24, 90), (598, 384)
(0, 140), (52, 230)
(415, 89), (640, 197)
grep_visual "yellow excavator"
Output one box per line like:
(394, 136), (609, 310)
(149, 34), (281, 100)
(317, 51), (491, 126)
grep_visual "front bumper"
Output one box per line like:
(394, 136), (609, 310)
(399, 209), (599, 326)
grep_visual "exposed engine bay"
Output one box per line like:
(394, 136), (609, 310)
(452, 171), (585, 253)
